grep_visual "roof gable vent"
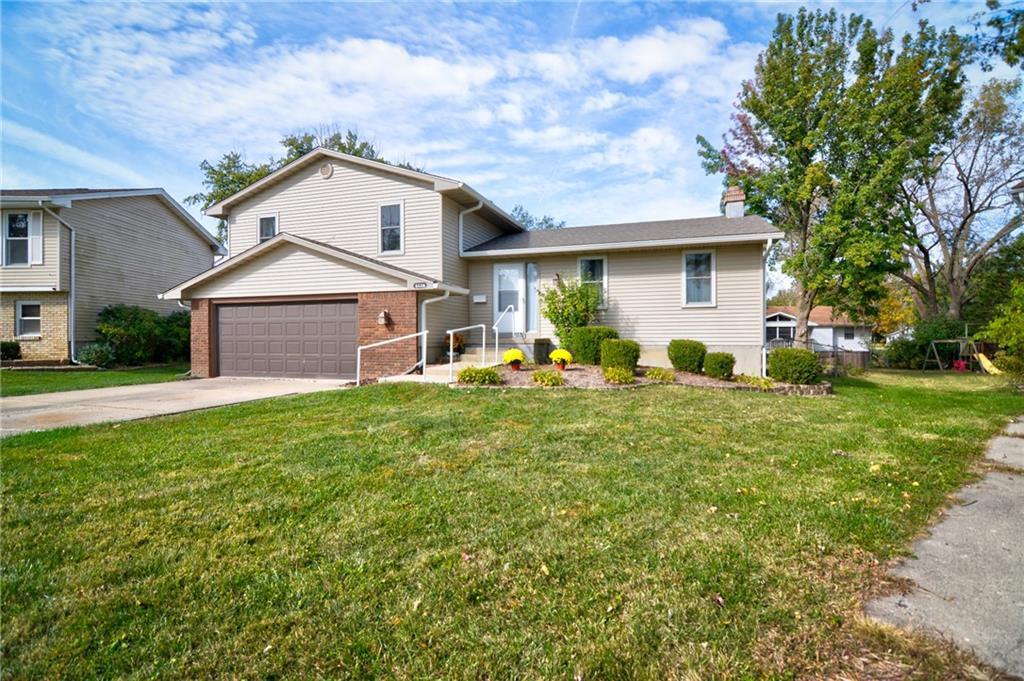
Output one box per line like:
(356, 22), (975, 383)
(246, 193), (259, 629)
(319, 163), (334, 179)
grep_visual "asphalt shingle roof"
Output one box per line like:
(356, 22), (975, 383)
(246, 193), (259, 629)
(465, 214), (778, 253)
(0, 188), (161, 197)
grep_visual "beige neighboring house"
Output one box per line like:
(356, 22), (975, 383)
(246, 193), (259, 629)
(0, 189), (224, 362)
(161, 148), (783, 381)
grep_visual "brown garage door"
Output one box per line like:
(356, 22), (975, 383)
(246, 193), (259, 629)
(217, 300), (358, 379)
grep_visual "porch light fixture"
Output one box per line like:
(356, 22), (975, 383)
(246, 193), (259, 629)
(377, 309), (391, 326)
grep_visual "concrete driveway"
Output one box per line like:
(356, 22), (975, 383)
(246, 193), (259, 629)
(1, 377), (350, 436)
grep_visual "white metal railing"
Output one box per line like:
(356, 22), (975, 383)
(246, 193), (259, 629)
(445, 323), (487, 383)
(491, 305), (516, 365)
(356, 330), (428, 385)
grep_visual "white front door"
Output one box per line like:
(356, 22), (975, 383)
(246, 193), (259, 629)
(494, 263), (525, 333)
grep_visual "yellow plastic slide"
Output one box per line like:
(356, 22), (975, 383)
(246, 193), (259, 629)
(976, 353), (1003, 375)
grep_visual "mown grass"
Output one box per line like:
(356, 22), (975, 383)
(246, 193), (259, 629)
(0, 363), (190, 397)
(2, 371), (1020, 679)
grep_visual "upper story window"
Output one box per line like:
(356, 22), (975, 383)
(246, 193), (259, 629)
(258, 215), (278, 243)
(682, 250), (715, 307)
(2, 210), (42, 267)
(578, 256), (607, 308)
(379, 203), (403, 254)
(16, 301), (41, 337)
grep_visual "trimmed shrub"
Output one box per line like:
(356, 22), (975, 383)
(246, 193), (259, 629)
(155, 311), (191, 362)
(603, 366), (635, 385)
(667, 339), (706, 373)
(704, 352), (736, 380)
(600, 339), (640, 371)
(882, 337), (919, 369)
(78, 343), (116, 368)
(457, 366), (502, 385)
(768, 347), (821, 385)
(1, 341), (21, 361)
(566, 326), (619, 365)
(644, 366), (676, 383)
(532, 369), (565, 387)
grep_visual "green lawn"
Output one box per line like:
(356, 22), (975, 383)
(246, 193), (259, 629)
(0, 363), (190, 397)
(2, 371), (1020, 678)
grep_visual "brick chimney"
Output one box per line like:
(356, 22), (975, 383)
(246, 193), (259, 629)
(723, 186), (745, 218)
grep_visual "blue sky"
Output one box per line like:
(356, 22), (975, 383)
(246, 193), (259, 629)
(0, 0), (1002, 237)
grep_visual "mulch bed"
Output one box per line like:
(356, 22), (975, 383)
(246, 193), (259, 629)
(477, 364), (831, 395)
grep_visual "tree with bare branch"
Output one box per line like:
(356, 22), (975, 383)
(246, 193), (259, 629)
(896, 78), (1024, 320)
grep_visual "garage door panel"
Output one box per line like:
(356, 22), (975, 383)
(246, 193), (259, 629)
(217, 300), (357, 379)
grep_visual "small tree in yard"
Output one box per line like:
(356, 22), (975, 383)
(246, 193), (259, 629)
(540, 275), (601, 345)
(981, 278), (1024, 357)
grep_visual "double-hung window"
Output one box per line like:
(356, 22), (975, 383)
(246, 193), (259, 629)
(843, 327), (855, 341)
(258, 215), (278, 243)
(578, 256), (607, 308)
(3, 210), (42, 266)
(379, 203), (403, 254)
(682, 250), (715, 306)
(16, 301), (41, 337)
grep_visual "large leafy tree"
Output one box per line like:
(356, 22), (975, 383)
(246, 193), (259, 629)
(698, 9), (965, 342)
(186, 127), (417, 243)
(510, 204), (565, 231)
(974, 0), (1024, 68)
(895, 79), (1024, 320)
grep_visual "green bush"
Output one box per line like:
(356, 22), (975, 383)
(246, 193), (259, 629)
(96, 305), (161, 365)
(768, 348), (821, 385)
(539, 276), (602, 345)
(994, 352), (1024, 377)
(457, 366), (502, 385)
(736, 374), (774, 391)
(1, 341), (21, 361)
(566, 326), (619, 365)
(644, 366), (676, 383)
(77, 343), (116, 368)
(883, 337), (919, 369)
(603, 366), (635, 385)
(704, 352), (736, 380)
(667, 339), (706, 373)
(600, 339), (640, 370)
(155, 311), (191, 362)
(531, 369), (565, 387)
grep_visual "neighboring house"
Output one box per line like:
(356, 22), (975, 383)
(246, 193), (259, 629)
(161, 149), (783, 381)
(0, 189), (224, 362)
(765, 306), (872, 352)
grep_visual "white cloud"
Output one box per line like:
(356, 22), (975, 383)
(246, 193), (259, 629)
(577, 126), (682, 174)
(3, 121), (149, 186)
(581, 90), (627, 113)
(509, 125), (607, 150)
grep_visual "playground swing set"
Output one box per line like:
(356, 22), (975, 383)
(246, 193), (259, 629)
(922, 337), (1003, 375)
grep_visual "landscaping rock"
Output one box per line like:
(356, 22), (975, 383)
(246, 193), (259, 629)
(985, 436), (1024, 470)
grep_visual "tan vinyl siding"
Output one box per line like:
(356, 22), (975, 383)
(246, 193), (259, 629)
(0, 210), (62, 290)
(186, 244), (407, 299)
(228, 159), (443, 279)
(63, 196), (217, 343)
(468, 243), (765, 347)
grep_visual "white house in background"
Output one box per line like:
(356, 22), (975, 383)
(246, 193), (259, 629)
(766, 306), (872, 351)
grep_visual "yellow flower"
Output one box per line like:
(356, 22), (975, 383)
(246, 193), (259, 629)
(869, 463), (881, 473)
(502, 348), (526, 365)
(549, 348), (573, 365)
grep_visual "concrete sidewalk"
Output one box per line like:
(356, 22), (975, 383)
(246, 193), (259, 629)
(866, 416), (1024, 676)
(1, 377), (349, 436)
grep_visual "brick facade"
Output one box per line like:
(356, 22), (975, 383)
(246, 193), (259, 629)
(0, 292), (69, 362)
(190, 298), (214, 378)
(188, 291), (419, 381)
(357, 291), (418, 382)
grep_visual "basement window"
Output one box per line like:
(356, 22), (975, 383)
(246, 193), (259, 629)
(16, 301), (41, 337)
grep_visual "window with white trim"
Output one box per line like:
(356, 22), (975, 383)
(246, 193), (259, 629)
(379, 203), (402, 253)
(258, 215), (278, 243)
(843, 327), (855, 340)
(16, 301), (41, 337)
(682, 251), (715, 306)
(3, 210), (42, 267)
(579, 256), (607, 307)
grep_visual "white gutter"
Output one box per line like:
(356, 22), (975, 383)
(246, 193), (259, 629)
(761, 237), (774, 377)
(461, 231), (786, 258)
(419, 290), (451, 369)
(458, 201), (485, 255)
(39, 203), (77, 364)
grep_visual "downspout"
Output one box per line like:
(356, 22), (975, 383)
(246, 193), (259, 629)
(762, 237), (774, 377)
(40, 203), (76, 364)
(419, 289), (450, 370)
(458, 201), (484, 255)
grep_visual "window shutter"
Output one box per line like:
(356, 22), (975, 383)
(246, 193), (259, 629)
(29, 211), (43, 265)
